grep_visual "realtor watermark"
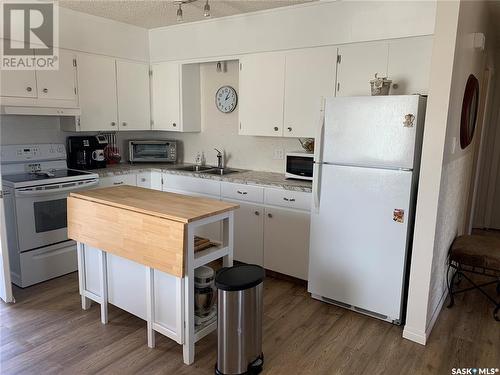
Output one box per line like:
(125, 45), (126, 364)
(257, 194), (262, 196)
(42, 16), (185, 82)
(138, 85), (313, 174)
(451, 368), (499, 375)
(1, 0), (59, 70)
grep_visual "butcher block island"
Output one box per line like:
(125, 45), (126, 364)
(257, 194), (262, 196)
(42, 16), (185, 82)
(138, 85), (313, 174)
(67, 185), (238, 365)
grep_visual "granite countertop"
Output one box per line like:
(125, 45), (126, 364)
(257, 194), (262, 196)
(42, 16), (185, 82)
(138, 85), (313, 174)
(90, 163), (312, 192)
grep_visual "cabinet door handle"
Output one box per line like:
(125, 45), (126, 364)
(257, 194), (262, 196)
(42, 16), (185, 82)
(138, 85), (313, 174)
(26, 87), (32, 92)
(267, 213), (273, 218)
(283, 197), (296, 202)
(113, 182), (124, 185)
(287, 127), (292, 132)
(122, 122), (127, 126)
(42, 88), (48, 93)
(111, 122), (116, 126)
(254, 211), (260, 216)
(172, 123), (177, 127)
(141, 178), (146, 182)
(273, 126), (279, 132)
(237, 190), (247, 195)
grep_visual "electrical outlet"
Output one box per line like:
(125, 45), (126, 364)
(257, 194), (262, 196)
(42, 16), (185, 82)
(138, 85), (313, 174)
(273, 149), (284, 160)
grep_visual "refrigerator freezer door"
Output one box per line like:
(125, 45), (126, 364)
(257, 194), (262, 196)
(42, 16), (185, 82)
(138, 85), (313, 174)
(323, 95), (423, 170)
(307, 164), (412, 321)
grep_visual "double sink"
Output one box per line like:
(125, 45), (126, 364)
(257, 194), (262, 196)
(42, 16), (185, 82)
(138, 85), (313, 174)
(175, 165), (240, 176)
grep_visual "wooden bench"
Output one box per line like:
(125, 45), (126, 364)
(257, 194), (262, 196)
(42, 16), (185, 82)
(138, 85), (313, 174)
(447, 234), (500, 321)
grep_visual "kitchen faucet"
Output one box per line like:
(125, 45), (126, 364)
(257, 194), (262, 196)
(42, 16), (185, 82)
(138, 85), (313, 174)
(214, 148), (224, 169)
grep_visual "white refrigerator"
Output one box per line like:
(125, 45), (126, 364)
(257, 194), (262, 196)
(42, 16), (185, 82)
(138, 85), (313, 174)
(308, 95), (426, 324)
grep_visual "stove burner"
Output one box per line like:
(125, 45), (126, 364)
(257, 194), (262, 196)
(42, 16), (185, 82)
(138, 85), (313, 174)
(34, 170), (56, 178)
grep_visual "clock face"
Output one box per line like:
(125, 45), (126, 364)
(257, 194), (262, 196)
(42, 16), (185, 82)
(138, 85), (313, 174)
(216, 86), (237, 113)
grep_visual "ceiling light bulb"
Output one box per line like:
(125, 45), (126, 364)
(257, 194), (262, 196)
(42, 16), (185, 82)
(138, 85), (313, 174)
(176, 3), (183, 22)
(203, 0), (210, 17)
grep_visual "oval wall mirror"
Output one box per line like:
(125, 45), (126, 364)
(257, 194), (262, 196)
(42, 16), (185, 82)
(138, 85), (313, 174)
(460, 74), (480, 149)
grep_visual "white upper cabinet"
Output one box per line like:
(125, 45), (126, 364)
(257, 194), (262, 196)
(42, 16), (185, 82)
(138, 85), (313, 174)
(0, 69), (37, 98)
(1, 47), (77, 107)
(35, 49), (77, 101)
(283, 47), (337, 138)
(151, 62), (200, 132)
(152, 62), (180, 131)
(116, 60), (151, 130)
(336, 41), (389, 97)
(239, 52), (286, 137)
(387, 36), (433, 96)
(71, 53), (118, 131)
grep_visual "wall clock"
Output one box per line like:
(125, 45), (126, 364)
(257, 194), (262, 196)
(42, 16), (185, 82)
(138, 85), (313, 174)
(215, 86), (237, 113)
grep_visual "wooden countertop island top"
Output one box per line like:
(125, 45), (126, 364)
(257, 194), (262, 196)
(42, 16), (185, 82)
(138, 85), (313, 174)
(68, 185), (238, 277)
(70, 185), (238, 223)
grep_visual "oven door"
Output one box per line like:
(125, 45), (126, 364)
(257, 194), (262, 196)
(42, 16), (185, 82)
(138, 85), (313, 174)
(14, 179), (99, 252)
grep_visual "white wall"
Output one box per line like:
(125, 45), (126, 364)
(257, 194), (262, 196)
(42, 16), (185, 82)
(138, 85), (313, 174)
(0, 116), (66, 145)
(149, 1), (436, 62)
(404, 0), (492, 345)
(59, 7), (149, 62)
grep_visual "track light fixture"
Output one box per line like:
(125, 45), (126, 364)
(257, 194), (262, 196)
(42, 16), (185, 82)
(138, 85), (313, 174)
(176, 3), (183, 22)
(175, 0), (211, 23)
(204, 0), (210, 17)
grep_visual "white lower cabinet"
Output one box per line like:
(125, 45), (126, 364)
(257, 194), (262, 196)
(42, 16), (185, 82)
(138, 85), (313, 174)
(263, 206), (310, 280)
(150, 171), (163, 191)
(99, 174), (137, 188)
(231, 202), (264, 266)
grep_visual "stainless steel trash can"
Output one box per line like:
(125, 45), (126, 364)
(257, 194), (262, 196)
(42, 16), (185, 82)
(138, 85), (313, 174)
(215, 264), (265, 375)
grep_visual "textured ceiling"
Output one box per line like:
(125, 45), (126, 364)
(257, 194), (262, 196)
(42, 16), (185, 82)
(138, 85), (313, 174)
(59, 0), (316, 29)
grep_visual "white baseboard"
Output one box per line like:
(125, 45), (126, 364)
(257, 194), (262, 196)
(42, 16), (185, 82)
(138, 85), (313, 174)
(402, 326), (427, 345)
(402, 289), (448, 346)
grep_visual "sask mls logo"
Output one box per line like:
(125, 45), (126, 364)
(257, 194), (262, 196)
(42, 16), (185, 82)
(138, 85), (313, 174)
(1, 0), (59, 70)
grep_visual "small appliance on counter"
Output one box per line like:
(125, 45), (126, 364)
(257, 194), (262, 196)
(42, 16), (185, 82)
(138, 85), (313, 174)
(67, 135), (108, 169)
(194, 266), (217, 327)
(285, 151), (314, 181)
(128, 140), (177, 163)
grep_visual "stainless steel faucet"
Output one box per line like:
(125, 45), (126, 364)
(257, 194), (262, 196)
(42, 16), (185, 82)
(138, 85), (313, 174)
(214, 148), (224, 169)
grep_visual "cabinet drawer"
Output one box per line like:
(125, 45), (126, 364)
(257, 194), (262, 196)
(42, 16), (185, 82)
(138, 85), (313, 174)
(163, 174), (220, 197)
(136, 172), (151, 188)
(19, 242), (77, 287)
(264, 188), (311, 211)
(99, 174), (136, 188)
(221, 182), (264, 203)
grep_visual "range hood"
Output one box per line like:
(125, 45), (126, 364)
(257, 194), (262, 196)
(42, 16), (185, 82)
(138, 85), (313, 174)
(0, 106), (81, 116)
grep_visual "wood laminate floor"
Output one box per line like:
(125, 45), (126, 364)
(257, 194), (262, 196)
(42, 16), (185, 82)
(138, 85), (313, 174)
(1, 271), (498, 374)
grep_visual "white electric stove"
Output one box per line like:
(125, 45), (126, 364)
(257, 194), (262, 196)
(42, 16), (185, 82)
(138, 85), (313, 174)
(1, 144), (99, 287)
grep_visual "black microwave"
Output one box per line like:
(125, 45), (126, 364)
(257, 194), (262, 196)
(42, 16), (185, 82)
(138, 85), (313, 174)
(285, 152), (314, 181)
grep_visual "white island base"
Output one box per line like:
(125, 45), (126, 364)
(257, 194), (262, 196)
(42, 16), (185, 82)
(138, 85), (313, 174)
(76, 211), (234, 365)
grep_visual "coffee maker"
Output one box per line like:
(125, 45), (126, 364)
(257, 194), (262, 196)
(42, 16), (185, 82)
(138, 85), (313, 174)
(67, 135), (108, 169)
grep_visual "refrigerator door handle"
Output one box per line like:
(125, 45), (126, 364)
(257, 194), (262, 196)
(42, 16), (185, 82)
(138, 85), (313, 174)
(313, 98), (326, 212)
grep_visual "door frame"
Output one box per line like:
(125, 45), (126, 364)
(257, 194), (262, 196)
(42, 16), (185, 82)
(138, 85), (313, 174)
(0, 168), (14, 303)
